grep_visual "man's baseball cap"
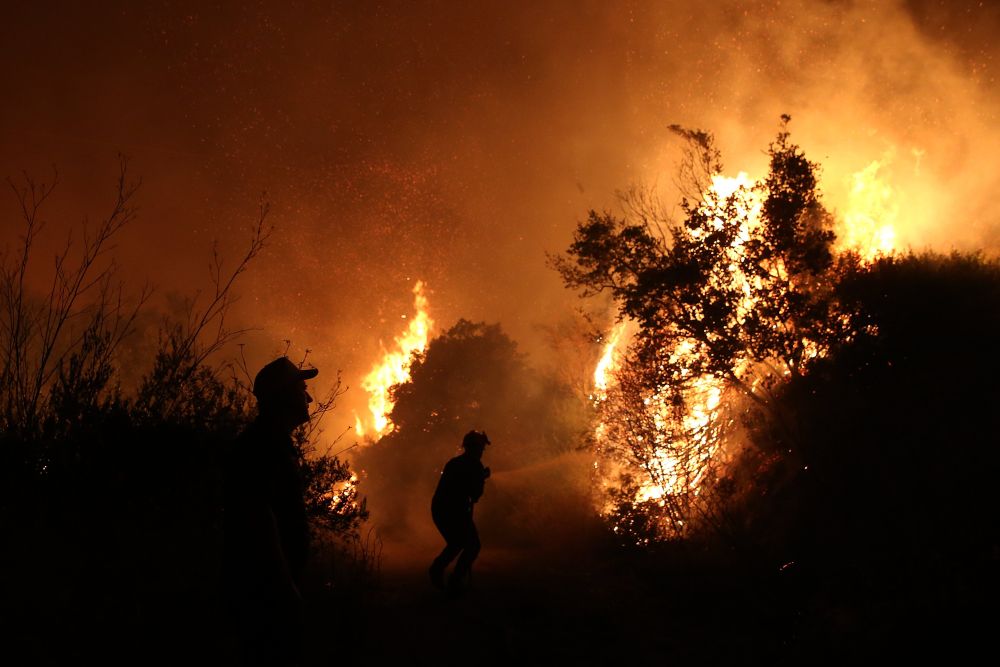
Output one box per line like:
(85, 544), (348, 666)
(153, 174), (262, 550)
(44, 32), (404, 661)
(252, 356), (318, 401)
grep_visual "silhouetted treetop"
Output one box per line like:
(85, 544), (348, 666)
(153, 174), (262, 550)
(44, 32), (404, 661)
(554, 117), (840, 397)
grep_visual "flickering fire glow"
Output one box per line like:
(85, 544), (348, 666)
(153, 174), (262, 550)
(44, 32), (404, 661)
(355, 281), (433, 440)
(320, 473), (360, 510)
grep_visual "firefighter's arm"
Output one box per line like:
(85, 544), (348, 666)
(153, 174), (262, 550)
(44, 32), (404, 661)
(469, 465), (487, 503)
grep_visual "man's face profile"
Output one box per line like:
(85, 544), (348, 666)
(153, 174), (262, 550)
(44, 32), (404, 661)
(262, 379), (312, 429)
(292, 379), (312, 427)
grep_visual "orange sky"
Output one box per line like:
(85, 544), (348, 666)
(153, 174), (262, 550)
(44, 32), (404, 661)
(2, 0), (998, 434)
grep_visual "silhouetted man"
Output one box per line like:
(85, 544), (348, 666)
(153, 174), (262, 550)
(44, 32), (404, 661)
(429, 430), (491, 595)
(223, 357), (316, 666)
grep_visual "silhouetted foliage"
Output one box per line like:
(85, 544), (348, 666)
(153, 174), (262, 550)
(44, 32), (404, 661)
(0, 166), (366, 663)
(1, 158), (145, 439)
(555, 117), (839, 396)
(721, 251), (1000, 649)
(296, 431), (369, 537)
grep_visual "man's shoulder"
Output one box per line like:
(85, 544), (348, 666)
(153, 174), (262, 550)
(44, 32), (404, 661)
(233, 419), (292, 451)
(228, 421), (277, 471)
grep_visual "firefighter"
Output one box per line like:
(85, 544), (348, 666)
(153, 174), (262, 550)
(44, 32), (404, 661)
(429, 430), (491, 595)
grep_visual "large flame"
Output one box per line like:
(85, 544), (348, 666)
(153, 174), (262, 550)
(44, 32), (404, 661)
(592, 321), (628, 402)
(355, 281), (433, 440)
(838, 155), (899, 260)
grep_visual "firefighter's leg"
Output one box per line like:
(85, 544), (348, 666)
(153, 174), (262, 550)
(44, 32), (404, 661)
(430, 515), (464, 588)
(449, 521), (481, 593)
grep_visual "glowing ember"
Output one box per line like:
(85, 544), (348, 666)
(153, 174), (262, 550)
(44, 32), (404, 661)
(355, 281), (433, 440)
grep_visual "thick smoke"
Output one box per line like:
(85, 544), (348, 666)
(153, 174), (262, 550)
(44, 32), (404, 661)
(2, 0), (998, 462)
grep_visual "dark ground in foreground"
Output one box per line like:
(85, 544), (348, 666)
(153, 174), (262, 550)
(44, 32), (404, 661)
(310, 548), (705, 665)
(5, 529), (988, 665)
(304, 541), (822, 665)
(297, 533), (991, 666)
(339, 545), (693, 664)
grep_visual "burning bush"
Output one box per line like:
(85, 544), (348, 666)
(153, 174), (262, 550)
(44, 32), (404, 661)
(555, 117), (847, 542)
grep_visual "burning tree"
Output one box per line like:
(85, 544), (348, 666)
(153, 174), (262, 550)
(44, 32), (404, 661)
(354, 280), (434, 439)
(555, 117), (849, 542)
